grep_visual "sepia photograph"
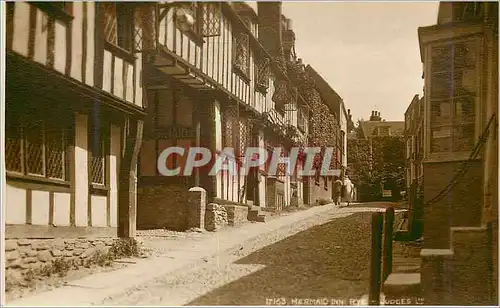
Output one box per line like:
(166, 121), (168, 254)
(1, 1), (498, 306)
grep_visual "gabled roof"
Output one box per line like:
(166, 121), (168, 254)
(359, 120), (405, 138)
(305, 65), (343, 117)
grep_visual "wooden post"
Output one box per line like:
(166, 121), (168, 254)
(118, 117), (143, 238)
(383, 207), (395, 282)
(369, 211), (383, 305)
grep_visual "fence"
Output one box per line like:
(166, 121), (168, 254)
(369, 207), (395, 305)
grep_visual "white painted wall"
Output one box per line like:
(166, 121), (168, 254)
(53, 192), (71, 226)
(109, 124), (121, 227)
(91, 195), (107, 227)
(5, 185), (26, 224)
(214, 101), (222, 199)
(340, 104), (348, 169)
(74, 113), (89, 227)
(31, 190), (50, 225)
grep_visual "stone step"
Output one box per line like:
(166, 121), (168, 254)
(383, 273), (421, 300)
(255, 214), (267, 223)
(248, 206), (265, 222)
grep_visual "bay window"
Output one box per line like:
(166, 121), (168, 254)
(428, 38), (479, 156)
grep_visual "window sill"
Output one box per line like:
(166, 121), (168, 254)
(90, 184), (109, 196)
(423, 151), (479, 164)
(104, 41), (136, 63)
(30, 2), (74, 24)
(233, 66), (250, 84)
(7, 172), (70, 188)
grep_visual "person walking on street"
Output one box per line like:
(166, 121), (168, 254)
(343, 176), (354, 207)
(333, 177), (343, 205)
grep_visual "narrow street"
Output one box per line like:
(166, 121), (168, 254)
(100, 204), (404, 306)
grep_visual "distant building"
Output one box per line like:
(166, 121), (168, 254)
(305, 65), (354, 203)
(404, 94), (425, 238)
(357, 111), (405, 139)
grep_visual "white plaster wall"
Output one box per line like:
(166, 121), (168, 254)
(33, 8), (48, 66)
(91, 195), (107, 227)
(12, 2), (30, 57)
(258, 130), (266, 207)
(70, 2), (83, 81)
(340, 105), (348, 169)
(109, 124), (121, 227)
(54, 20), (66, 74)
(6, 184), (26, 224)
(113, 57), (124, 99)
(85, 2), (95, 87)
(102, 50), (112, 93)
(259, 175), (266, 207)
(53, 192), (71, 226)
(31, 190), (50, 225)
(74, 113), (89, 227)
(214, 101), (222, 199)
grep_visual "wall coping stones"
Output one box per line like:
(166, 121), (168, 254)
(420, 248), (454, 259)
(188, 187), (206, 192)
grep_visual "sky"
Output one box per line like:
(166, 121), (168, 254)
(277, 1), (439, 122)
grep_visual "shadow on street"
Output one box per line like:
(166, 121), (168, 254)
(188, 212), (374, 306)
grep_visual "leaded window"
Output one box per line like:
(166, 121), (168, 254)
(233, 32), (250, 77)
(255, 57), (270, 92)
(89, 118), (108, 186)
(6, 110), (70, 181)
(238, 118), (252, 157)
(272, 80), (288, 114)
(103, 3), (134, 52)
(297, 107), (307, 133)
(429, 39), (478, 154)
(223, 107), (237, 149)
(176, 2), (220, 39)
(201, 3), (221, 37)
(134, 4), (157, 52)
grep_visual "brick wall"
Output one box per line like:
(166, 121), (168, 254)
(422, 160), (483, 249)
(137, 181), (190, 231)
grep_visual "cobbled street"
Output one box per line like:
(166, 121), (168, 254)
(100, 203), (410, 306)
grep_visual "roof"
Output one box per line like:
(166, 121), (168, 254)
(304, 65), (343, 117)
(359, 120), (405, 138)
(405, 94), (420, 117)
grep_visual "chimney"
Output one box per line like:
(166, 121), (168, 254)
(282, 17), (296, 61)
(258, 2), (283, 59)
(370, 110), (382, 121)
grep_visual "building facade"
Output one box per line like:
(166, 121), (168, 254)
(5, 1), (150, 284)
(304, 65), (350, 203)
(417, 2), (498, 304)
(136, 2), (309, 230)
(404, 94), (425, 238)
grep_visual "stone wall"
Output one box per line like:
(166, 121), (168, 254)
(205, 203), (228, 231)
(137, 181), (190, 231)
(4, 237), (137, 292)
(223, 205), (249, 226)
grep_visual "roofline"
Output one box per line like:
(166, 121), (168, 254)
(405, 94), (420, 116)
(304, 64), (344, 115)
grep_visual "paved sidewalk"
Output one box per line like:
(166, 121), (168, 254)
(6, 204), (340, 307)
